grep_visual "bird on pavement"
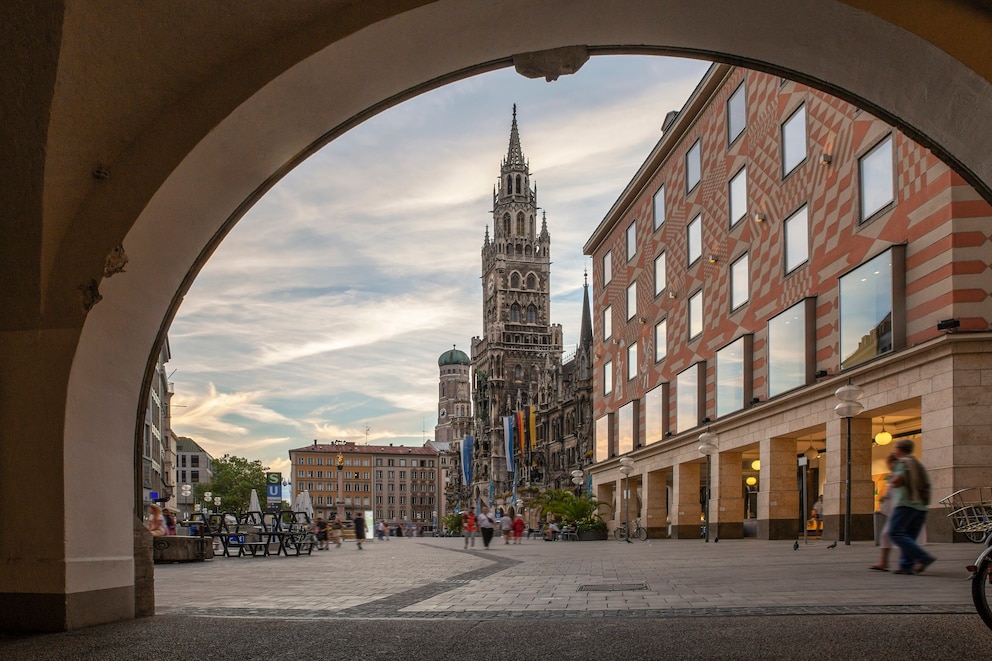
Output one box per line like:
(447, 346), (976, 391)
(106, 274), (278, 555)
(793, 540), (799, 550)
(827, 541), (838, 549)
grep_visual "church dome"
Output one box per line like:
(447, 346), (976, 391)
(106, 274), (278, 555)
(438, 347), (470, 367)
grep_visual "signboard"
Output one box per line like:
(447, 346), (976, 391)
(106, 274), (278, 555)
(266, 472), (282, 507)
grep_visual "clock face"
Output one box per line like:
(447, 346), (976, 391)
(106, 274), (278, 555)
(439, 408), (447, 418)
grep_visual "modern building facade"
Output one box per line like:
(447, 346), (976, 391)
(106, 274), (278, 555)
(174, 435), (214, 518)
(584, 64), (992, 542)
(288, 441), (440, 529)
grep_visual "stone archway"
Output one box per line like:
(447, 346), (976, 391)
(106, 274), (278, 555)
(4, 0), (992, 632)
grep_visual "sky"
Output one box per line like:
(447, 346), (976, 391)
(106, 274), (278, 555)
(168, 55), (712, 480)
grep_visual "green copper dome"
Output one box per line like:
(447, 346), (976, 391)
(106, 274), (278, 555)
(438, 347), (470, 367)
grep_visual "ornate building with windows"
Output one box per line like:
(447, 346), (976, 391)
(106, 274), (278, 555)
(443, 108), (595, 514)
(585, 63), (992, 542)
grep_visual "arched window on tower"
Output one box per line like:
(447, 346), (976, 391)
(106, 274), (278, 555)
(516, 212), (525, 235)
(506, 175), (512, 194)
(514, 365), (523, 380)
(503, 213), (510, 235)
(526, 273), (536, 289)
(515, 174), (521, 194)
(515, 244), (523, 256)
(510, 272), (520, 288)
(527, 304), (537, 323)
(525, 245), (532, 257)
(530, 216), (535, 235)
(510, 303), (520, 323)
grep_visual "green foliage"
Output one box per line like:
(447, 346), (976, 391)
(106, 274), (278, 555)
(534, 490), (608, 529)
(442, 512), (463, 534)
(195, 455), (267, 512)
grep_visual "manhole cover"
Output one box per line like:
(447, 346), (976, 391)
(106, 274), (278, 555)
(578, 583), (648, 592)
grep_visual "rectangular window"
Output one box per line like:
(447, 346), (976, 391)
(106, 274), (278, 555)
(676, 364), (700, 433)
(768, 299), (810, 397)
(627, 342), (638, 381)
(687, 214), (702, 265)
(782, 103), (807, 176)
(654, 251), (666, 295)
(595, 415), (610, 462)
(653, 184), (666, 230)
(860, 134), (894, 221)
(603, 360), (613, 396)
(654, 319), (667, 362)
(190, 470), (199, 483)
(686, 140), (701, 193)
(618, 402), (634, 455)
(626, 222), (637, 261)
(727, 81), (746, 144)
(840, 250), (894, 369)
(784, 205), (809, 273)
(729, 166), (748, 227)
(603, 305), (612, 341)
(730, 253), (749, 310)
(716, 337), (746, 417)
(688, 290), (703, 339)
(626, 282), (637, 320)
(603, 250), (612, 286)
(644, 384), (666, 444)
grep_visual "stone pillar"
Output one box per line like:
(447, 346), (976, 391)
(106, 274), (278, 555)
(596, 481), (615, 526)
(823, 417), (874, 541)
(644, 468), (669, 538)
(715, 450), (744, 539)
(671, 461), (702, 539)
(134, 518), (154, 618)
(757, 438), (800, 539)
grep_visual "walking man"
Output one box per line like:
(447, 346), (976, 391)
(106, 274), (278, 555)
(500, 510), (513, 544)
(477, 505), (496, 549)
(888, 439), (935, 574)
(462, 507), (477, 549)
(353, 512), (366, 550)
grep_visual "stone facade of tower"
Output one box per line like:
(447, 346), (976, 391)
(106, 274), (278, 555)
(470, 107), (565, 505)
(433, 346), (473, 445)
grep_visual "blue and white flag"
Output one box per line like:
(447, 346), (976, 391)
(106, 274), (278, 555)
(503, 416), (515, 474)
(461, 435), (474, 486)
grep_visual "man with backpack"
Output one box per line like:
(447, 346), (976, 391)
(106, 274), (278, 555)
(888, 438), (935, 575)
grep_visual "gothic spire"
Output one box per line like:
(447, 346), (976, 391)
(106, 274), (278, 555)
(580, 270), (593, 351)
(505, 104), (525, 168)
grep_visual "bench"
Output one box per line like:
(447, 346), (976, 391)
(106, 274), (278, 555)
(152, 535), (215, 563)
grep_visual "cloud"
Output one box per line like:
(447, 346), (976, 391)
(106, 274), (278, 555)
(169, 55), (711, 463)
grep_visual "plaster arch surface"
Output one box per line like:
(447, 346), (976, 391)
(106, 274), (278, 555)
(5, 0), (992, 632)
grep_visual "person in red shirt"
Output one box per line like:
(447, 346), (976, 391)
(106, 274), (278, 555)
(511, 515), (525, 545)
(462, 507), (477, 549)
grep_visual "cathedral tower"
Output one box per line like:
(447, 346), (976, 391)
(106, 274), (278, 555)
(471, 106), (564, 503)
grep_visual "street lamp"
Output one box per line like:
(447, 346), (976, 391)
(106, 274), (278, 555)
(697, 431), (718, 543)
(203, 491), (212, 514)
(617, 457), (635, 543)
(213, 496), (221, 513)
(834, 381), (864, 546)
(571, 469), (585, 496)
(180, 484), (192, 519)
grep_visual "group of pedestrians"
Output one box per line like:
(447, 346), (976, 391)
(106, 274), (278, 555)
(462, 506), (526, 549)
(871, 438), (935, 575)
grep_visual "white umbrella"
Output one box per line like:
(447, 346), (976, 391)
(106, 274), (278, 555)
(300, 491), (315, 520)
(248, 489), (262, 513)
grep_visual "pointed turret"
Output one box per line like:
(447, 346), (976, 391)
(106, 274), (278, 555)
(504, 103), (525, 168)
(580, 270), (593, 351)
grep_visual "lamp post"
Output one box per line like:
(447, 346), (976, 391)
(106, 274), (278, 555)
(834, 381), (864, 546)
(618, 457), (635, 543)
(203, 491), (212, 514)
(697, 431), (718, 543)
(571, 469), (585, 496)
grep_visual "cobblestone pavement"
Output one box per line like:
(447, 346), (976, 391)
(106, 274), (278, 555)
(155, 535), (980, 619)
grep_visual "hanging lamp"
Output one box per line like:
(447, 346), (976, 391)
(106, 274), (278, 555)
(874, 417), (893, 446)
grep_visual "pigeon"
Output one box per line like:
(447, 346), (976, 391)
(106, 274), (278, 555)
(714, 537), (719, 543)
(793, 540), (799, 550)
(827, 541), (838, 549)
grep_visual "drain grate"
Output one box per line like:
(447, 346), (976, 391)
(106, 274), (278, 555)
(578, 583), (648, 592)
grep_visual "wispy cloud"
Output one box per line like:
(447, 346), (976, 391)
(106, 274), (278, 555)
(170, 55), (710, 465)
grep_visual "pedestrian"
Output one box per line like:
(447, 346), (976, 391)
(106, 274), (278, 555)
(145, 503), (168, 537)
(376, 520), (387, 541)
(477, 505), (496, 548)
(870, 453), (898, 571)
(331, 516), (343, 548)
(353, 512), (366, 550)
(315, 517), (329, 550)
(462, 507), (477, 549)
(163, 509), (178, 536)
(512, 514), (525, 544)
(888, 439), (935, 574)
(500, 511), (513, 544)
(811, 496), (823, 533)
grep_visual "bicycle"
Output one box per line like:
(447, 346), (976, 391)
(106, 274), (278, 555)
(939, 487), (992, 630)
(614, 518), (648, 541)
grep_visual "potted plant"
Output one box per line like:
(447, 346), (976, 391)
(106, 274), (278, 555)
(575, 516), (609, 541)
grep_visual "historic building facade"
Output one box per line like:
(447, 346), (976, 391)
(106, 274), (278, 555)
(585, 64), (992, 542)
(288, 441), (440, 529)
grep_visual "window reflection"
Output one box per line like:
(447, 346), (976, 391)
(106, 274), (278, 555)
(653, 184), (666, 230)
(618, 402), (634, 454)
(768, 300), (807, 396)
(716, 337), (745, 417)
(860, 135), (894, 221)
(727, 82), (746, 144)
(688, 214), (702, 264)
(729, 167), (748, 226)
(595, 415), (609, 462)
(689, 290), (703, 339)
(645, 385), (664, 445)
(840, 251), (892, 368)
(687, 140), (701, 192)
(782, 104), (807, 175)
(676, 365), (699, 432)
(784, 205), (809, 273)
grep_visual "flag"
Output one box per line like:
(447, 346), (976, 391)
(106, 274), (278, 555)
(528, 406), (537, 450)
(516, 410), (525, 454)
(461, 435), (474, 485)
(503, 416), (515, 474)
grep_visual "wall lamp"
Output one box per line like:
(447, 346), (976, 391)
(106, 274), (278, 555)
(708, 254), (718, 264)
(668, 291), (677, 299)
(814, 370), (829, 378)
(820, 153), (833, 165)
(751, 396), (761, 405)
(755, 213), (766, 223)
(937, 318), (960, 331)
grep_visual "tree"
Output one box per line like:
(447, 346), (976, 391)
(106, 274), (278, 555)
(194, 455), (266, 512)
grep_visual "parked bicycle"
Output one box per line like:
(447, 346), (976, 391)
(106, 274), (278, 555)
(939, 487), (992, 630)
(614, 518), (648, 541)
